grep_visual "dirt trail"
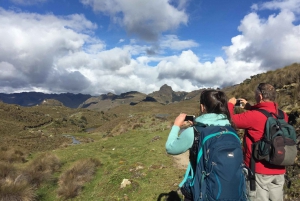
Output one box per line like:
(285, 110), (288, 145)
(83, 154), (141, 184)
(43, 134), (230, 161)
(173, 151), (189, 169)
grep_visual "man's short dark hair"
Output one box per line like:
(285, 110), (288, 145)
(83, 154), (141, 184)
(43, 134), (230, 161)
(257, 83), (276, 101)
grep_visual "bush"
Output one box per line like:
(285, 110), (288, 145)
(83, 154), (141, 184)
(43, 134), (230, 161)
(0, 147), (28, 163)
(0, 177), (35, 201)
(0, 161), (17, 180)
(22, 152), (61, 187)
(57, 158), (101, 200)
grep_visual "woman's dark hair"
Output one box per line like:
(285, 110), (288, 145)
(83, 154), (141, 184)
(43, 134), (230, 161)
(200, 89), (235, 128)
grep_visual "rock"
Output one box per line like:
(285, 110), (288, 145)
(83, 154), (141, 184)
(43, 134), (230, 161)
(120, 178), (131, 188)
(151, 136), (161, 142)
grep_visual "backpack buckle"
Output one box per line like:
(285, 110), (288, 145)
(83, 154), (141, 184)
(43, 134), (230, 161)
(217, 128), (228, 138)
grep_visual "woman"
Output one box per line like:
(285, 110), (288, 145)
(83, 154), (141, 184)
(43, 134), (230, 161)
(165, 89), (241, 201)
(166, 89), (234, 155)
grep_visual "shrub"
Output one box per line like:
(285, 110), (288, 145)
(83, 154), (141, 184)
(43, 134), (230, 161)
(0, 161), (17, 180)
(57, 158), (101, 200)
(0, 147), (28, 163)
(0, 177), (35, 201)
(132, 123), (142, 130)
(22, 152), (61, 187)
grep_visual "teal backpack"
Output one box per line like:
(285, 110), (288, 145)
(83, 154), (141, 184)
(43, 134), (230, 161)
(251, 109), (297, 166)
(179, 125), (247, 201)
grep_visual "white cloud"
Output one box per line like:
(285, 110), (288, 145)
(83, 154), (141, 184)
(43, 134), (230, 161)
(1, 0), (300, 96)
(10, 0), (48, 6)
(0, 8), (97, 93)
(253, 0), (300, 14)
(80, 0), (188, 41)
(160, 35), (199, 51)
(224, 9), (300, 70)
(156, 3), (300, 90)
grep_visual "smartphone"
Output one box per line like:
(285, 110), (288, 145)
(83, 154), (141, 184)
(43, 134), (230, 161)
(235, 99), (241, 107)
(184, 115), (195, 121)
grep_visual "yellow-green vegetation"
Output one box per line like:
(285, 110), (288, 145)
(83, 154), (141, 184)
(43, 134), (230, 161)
(0, 63), (300, 200)
(0, 101), (190, 201)
(0, 127), (186, 200)
(57, 158), (102, 200)
(0, 151), (61, 201)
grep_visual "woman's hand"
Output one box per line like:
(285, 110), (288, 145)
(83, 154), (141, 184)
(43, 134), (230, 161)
(174, 113), (186, 127)
(174, 113), (193, 127)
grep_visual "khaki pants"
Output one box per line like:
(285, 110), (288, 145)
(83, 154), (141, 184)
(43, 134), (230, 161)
(246, 173), (285, 201)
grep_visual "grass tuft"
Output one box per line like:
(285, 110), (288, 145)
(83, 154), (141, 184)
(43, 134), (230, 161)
(57, 158), (101, 200)
(0, 177), (35, 201)
(22, 152), (61, 187)
(0, 161), (17, 180)
(0, 147), (28, 163)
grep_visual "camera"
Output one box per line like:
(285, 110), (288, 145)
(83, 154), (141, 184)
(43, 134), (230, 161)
(235, 99), (241, 107)
(184, 115), (195, 122)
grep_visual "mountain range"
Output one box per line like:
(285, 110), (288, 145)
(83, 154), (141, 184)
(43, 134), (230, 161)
(0, 84), (218, 111)
(0, 92), (92, 108)
(1, 63), (299, 112)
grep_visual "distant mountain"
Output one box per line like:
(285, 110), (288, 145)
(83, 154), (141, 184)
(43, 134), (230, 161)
(40, 99), (64, 107)
(0, 92), (92, 108)
(78, 91), (148, 111)
(78, 84), (207, 111)
(148, 84), (188, 104)
(0, 85), (216, 111)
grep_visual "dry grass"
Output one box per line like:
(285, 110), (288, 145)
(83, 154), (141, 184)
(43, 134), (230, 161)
(0, 147), (28, 163)
(0, 162), (17, 182)
(22, 153), (61, 187)
(57, 158), (101, 200)
(0, 177), (35, 201)
(0, 152), (61, 200)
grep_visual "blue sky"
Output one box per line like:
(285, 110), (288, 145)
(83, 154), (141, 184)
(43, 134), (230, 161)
(0, 0), (300, 95)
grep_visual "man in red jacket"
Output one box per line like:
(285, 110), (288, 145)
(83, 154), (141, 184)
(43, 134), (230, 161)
(228, 83), (287, 201)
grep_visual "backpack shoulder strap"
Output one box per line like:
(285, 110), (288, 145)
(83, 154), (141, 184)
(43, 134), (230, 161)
(278, 109), (285, 119)
(255, 108), (285, 120)
(255, 108), (273, 118)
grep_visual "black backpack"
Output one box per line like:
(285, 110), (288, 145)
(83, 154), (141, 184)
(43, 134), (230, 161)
(252, 109), (297, 166)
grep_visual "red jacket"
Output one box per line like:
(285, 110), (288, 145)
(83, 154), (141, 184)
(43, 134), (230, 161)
(228, 101), (288, 175)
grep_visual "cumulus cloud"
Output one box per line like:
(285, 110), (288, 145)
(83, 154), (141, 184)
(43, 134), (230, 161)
(0, 8), (97, 93)
(80, 0), (188, 41)
(10, 0), (48, 6)
(156, 0), (300, 90)
(252, 0), (300, 14)
(0, 0), (300, 96)
(224, 9), (300, 70)
(160, 35), (199, 51)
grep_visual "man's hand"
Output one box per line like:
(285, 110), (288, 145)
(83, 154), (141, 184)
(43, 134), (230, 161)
(239, 98), (251, 110)
(228, 97), (237, 105)
(229, 97), (251, 110)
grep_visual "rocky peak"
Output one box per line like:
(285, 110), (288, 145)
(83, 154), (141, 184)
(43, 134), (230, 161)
(159, 84), (173, 93)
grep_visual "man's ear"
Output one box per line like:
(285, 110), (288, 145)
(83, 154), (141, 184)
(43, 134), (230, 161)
(259, 93), (263, 103)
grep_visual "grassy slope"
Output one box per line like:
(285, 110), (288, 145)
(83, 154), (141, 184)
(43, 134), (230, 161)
(30, 100), (199, 200)
(36, 122), (185, 200)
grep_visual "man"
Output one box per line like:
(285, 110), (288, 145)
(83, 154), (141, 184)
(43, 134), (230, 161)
(228, 83), (288, 201)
